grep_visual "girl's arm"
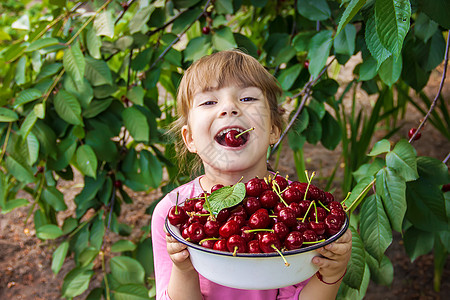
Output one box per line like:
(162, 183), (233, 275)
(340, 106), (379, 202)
(165, 228), (203, 300)
(298, 229), (352, 300)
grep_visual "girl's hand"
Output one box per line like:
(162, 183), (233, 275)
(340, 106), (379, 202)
(165, 227), (195, 272)
(312, 228), (352, 283)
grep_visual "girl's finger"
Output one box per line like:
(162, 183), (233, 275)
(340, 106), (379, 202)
(170, 249), (190, 263)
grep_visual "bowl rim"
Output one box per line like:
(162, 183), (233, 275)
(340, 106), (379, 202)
(165, 212), (349, 258)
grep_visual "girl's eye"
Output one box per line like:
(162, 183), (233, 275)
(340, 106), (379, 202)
(200, 100), (217, 106)
(240, 97), (257, 102)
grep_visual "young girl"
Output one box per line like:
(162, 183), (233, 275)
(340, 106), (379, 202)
(151, 50), (352, 300)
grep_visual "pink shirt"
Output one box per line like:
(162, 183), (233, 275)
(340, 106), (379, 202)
(151, 176), (309, 300)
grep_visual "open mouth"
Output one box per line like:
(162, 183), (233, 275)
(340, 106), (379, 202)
(215, 127), (250, 147)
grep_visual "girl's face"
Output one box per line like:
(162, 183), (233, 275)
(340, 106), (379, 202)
(181, 84), (280, 181)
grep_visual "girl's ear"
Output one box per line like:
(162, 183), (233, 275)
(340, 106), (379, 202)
(269, 124), (281, 145)
(181, 125), (197, 153)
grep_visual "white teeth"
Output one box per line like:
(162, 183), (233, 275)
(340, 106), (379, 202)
(217, 127), (243, 137)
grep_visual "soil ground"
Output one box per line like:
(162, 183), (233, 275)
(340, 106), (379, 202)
(0, 61), (449, 299)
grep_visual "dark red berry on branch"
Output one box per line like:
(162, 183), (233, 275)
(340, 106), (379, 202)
(408, 128), (421, 140)
(202, 26), (210, 34)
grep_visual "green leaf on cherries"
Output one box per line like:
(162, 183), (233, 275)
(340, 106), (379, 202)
(204, 182), (246, 216)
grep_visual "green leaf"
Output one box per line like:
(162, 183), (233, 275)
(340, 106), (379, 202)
(378, 54), (402, 87)
(26, 37), (60, 52)
(42, 186), (67, 211)
(111, 240), (137, 252)
(358, 55), (378, 81)
(234, 33), (258, 58)
(420, 31), (446, 72)
(94, 9), (114, 38)
(173, 0), (202, 9)
(114, 284), (151, 300)
(385, 139), (418, 181)
(110, 256), (145, 285)
(83, 98), (112, 119)
(303, 107), (322, 144)
(418, 0), (450, 29)
(90, 216), (105, 250)
(297, 0), (331, 21)
(123, 107), (149, 142)
(414, 13), (439, 42)
(14, 88), (42, 108)
(129, 5), (155, 34)
(64, 77), (93, 108)
(36, 224), (63, 240)
(403, 226), (434, 261)
(344, 225), (366, 289)
(353, 158), (385, 183)
(86, 26), (101, 59)
(131, 48), (153, 71)
(54, 90), (83, 125)
(360, 194), (392, 261)
(183, 36), (211, 62)
(212, 27), (237, 51)
(277, 65), (302, 91)
(292, 31), (315, 52)
(63, 41), (85, 84)
(62, 267), (94, 298)
(206, 182), (246, 216)
(0, 107), (19, 122)
(2, 199), (29, 214)
(127, 86), (145, 106)
(215, 0), (234, 14)
(416, 156), (449, 185)
(368, 139), (391, 156)
(406, 178), (448, 232)
(336, 0), (367, 37)
(85, 56), (113, 86)
(320, 112), (341, 150)
(376, 167), (406, 232)
(307, 30), (333, 79)
(375, 0), (411, 58)
(365, 12), (392, 68)
(76, 144), (98, 179)
(78, 246), (99, 267)
(5, 155), (35, 184)
(15, 56), (26, 86)
(52, 241), (69, 275)
(334, 24), (356, 56)
(136, 238), (154, 276)
(366, 253), (394, 286)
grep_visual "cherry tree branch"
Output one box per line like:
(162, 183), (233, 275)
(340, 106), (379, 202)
(409, 30), (450, 144)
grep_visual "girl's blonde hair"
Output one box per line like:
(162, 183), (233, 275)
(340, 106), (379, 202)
(170, 50), (285, 175)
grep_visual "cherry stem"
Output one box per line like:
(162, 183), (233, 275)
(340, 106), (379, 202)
(303, 170), (316, 201)
(341, 192), (351, 205)
(345, 178), (376, 213)
(235, 127), (255, 138)
(318, 200), (330, 212)
(272, 181), (289, 206)
(245, 229), (274, 234)
(303, 239), (326, 244)
(233, 246), (238, 256)
(313, 201), (318, 223)
(202, 193), (215, 220)
(271, 244), (290, 267)
(302, 200), (315, 222)
(199, 237), (219, 245)
(175, 192), (179, 215)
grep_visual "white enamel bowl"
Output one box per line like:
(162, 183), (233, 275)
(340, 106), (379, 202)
(165, 215), (349, 290)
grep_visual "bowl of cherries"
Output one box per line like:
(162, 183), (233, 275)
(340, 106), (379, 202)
(165, 173), (349, 290)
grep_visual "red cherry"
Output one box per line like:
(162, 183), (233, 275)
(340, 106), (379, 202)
(442, 183), (450, 193)
(328, 201), (343, 211)
(289, 202), (303, 217)
(285, 231), (304, 250)
(272, 222), (289, 240)
(200, 239), (216, 249)
(168, 206), (188, 226)
(302, 229), (318, 242)
(246, 178), (263, 197)
(204, 220), (220, 237)
(298, 200), (312, 215)
(306, 185), (321, 200)
(227, 214), (246, 228)
(282, 187), (302, 204)
(240, 225), (255, 242)
(325, 215), (343, 236)
(213, 239), (228, 252)
(243, 197), (261, 215)
(211, 184), (224, 192)
(304, 60), (309, 70)
(188, 223), (206, 243)
(330, 208), (346, 224)
(272, 175), (288, 191)
(260, 190), (278, 209)
(309, 221), (326, 235)
(202, 26), (211, 34)
(225, 130), (244, 147)
(277, 207), (297, 228)
(323, 191), (334, 204)
(227, 235), (247, 253)
(259, 232), (281, 253)
(216, 208), (230, 223)
(408, 128), (421, 140)
(230, 205), (247, 219)
(114, 180), (122, 188)
(183, 199), (196, 212)
(311, 207), (327, 222)
(248, 208), (270, 229)
(293, 220), (309, 233)
(219, 219), (240, 238)
(248, 240), (261, 253)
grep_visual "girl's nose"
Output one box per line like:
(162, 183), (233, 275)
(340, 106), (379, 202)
(220, 101), (240, 117)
